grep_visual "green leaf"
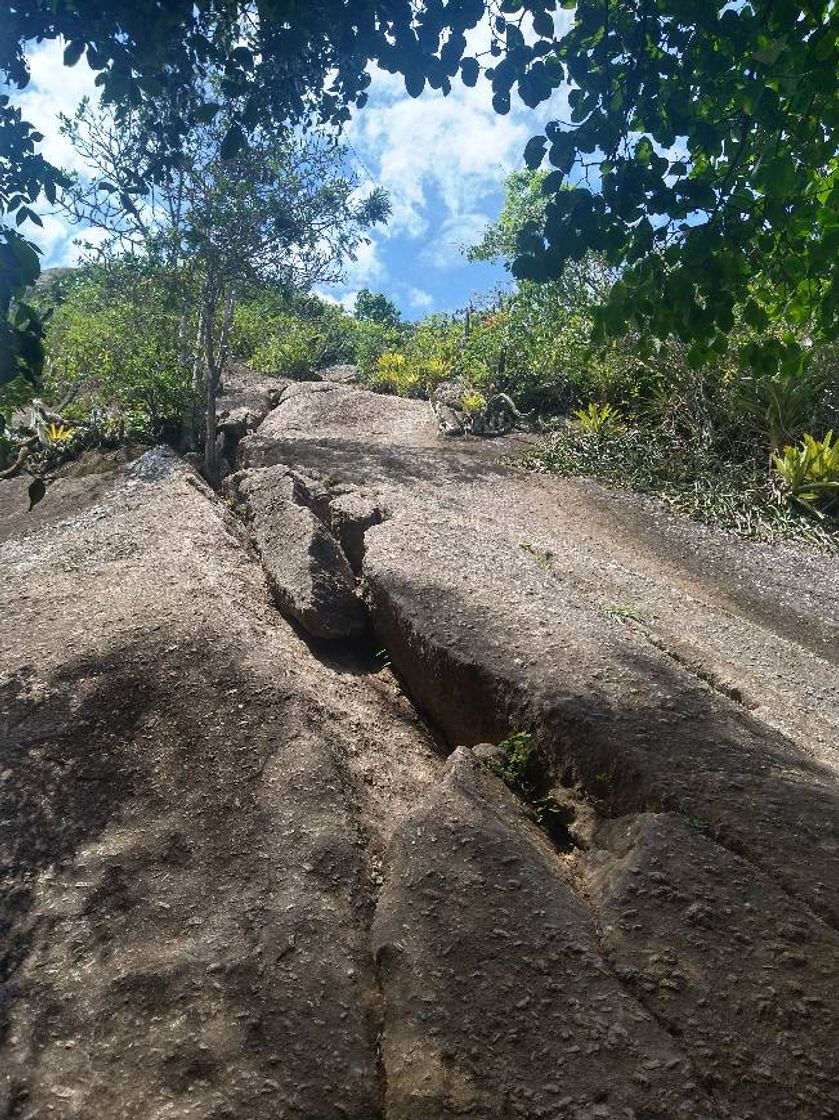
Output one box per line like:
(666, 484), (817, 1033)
(460, 58), (480, 87)
(404, 71), (426, 98)
(523, 135), (547, 170)
(194, 102), (221, 124)
(220, 123), (246, 160)
(532, 10), (554, 38)
(63, 41), (85, 67)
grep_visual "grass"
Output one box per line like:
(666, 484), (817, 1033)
(518, 427), (839, 555)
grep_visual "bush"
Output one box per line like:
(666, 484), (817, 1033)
(42, 264), (193, 439)
(367, 351), (447, 397)
(519, 423), (839, 553)
(773, 431), (839, 518)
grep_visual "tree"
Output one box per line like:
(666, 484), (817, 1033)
(0, 1), (485, 383)
(60, 96), (389, 481)
(7, 0), (836, 385)
(489, 1), (839, 370)
(354, 288), (401, 327)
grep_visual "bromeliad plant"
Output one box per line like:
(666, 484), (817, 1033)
(571, 402), (625, 437)
(773, 431), (839, 518)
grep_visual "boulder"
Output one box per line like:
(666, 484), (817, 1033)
(317, 364), (358, 384)
(581, 812), (839, 1118)
(373, 748), (718, 1120)
(0, 447), (442, 1119)
(241, 381), (839, 929)
(328, 490), (386, 572)
(234, 465), (366, 640)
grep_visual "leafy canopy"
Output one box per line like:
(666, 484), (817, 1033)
(493, 0), (839, 369)
(354, 288), (402, 327)
(4, 0), (839, 384)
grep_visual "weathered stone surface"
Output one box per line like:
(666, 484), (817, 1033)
(0, 448), (442, 1119)
(328, 490), (386, 572)
(317, 364), (358, 384)
(240, 381), (439, 476)
(580, 812), (839, 1119)
(241, 382), (839, 926)
(374, 748), (719, 1120)
(234, 465), (366, 640)
(216, 362), (290, 432)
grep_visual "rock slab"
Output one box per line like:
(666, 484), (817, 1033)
(373, 748), (718, 1120)
(233, 464), (366, 640)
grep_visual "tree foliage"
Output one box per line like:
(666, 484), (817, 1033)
(57, 91), (389, 479)
(354, 288), (402, 327)
(4, 0), (838, 387)
(496, 1), (839, 368)
(0, 0), (485, 373)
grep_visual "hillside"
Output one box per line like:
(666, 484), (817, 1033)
(2, 367), (838, 1119)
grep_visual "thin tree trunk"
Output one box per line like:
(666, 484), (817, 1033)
(217, 286), (236, 375)
(204, 360), (219, 485)
(201, 286), (221, 486)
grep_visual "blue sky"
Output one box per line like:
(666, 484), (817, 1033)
(13, 22), (570, 320)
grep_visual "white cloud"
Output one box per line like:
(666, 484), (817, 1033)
(10, 22), (574, 288)
(14, 40), (99, 176)
(340, 237), (387, 288)
(419, 212), (491, 270)
(345, 14), (572, 242)
(405, 286), (435, 311)
(315, 288), (358, 312)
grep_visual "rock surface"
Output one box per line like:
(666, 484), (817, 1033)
(242, 382), (839, 926)
(0, 448), (440, 1118)
(231, 465), (367, 640)
(581, 812), (839, 1118)
(3, 372), (839, 1119)
(374, 748), (718, 1120)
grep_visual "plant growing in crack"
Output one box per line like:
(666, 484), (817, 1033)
(601, 603), (646, 624)
(519, 541), (553, 571)
(485, 731), (574, 849)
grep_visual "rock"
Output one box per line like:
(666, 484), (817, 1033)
(216, 362), (290, 430)
(328, 491), (386, 572)
(239, 381), (438, 478)
(317, 364), (358, 384)
(234, 465), (366, 640)
(0, 447), (442, 1119)
(470, 741), (507, 764)
(580, 812), (839, 1118)
(243, 381), (839, 929)
(373, 748), (718, 1120)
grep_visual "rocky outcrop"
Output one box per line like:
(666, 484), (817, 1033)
(317, 364), (359, 384)
(240, 381), (839, 924)
(3, 374), (839, 1118)
(231, 465), (366, 640)
(0, 448), (439, 1119)
(374, 748), (717, 1119)
(581, 812), (839, 1118)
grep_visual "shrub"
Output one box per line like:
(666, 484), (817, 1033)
(520, 424), (839, 553)
(773, 431), (839, 517)
(353, 319), (405, 378)
(571, 402), (625, 437)
(42, 267), (193, 440)
(246, 315), (324, 378)
(369, 352), (421, 396)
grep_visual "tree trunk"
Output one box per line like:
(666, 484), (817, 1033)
(204, 361), (219, 486)
(201, 285), (221, 486)
(218, 287), (236, 375)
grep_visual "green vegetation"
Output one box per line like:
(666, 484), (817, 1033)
(8, 2), (839, 390)
(485, 731), (572, 847)
(2, 6), (837, 549)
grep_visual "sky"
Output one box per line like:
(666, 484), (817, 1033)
(12, 21), (571, 320)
